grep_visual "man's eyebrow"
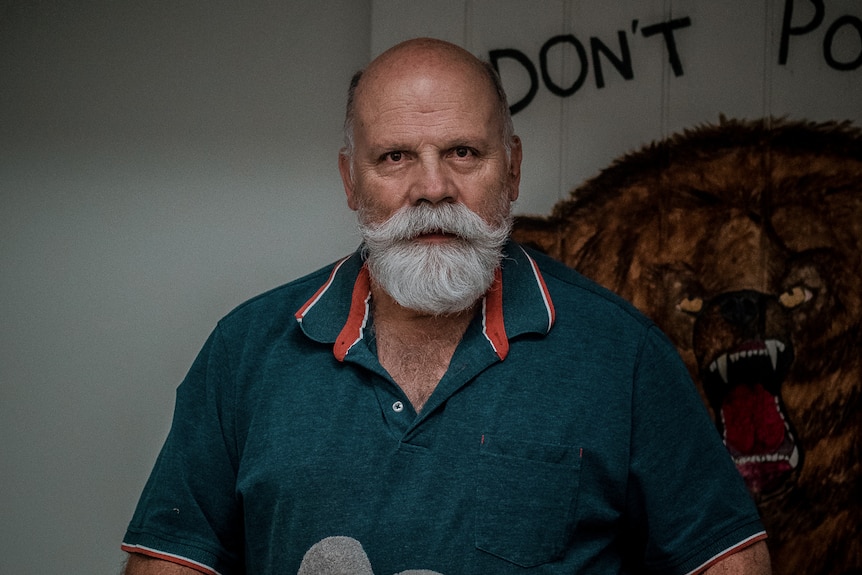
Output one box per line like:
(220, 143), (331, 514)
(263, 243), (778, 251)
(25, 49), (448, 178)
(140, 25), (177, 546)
(443, 134), (495, 148)
(363, 133), (495, 154)
(361, 143), (405, 157)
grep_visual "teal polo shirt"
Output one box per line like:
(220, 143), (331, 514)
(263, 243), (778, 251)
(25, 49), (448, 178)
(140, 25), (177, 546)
(122, 242), (765, 575)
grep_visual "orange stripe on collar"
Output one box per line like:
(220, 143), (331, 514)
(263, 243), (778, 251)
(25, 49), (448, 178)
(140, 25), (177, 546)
(333, 264), (372, 361)
(295, 256), (351, 322)
(482, 267), (508, 360)
(524, 249), (556, 331)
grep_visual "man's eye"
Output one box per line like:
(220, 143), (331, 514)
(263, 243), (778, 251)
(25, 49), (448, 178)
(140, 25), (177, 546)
(453, 147), (473, 158)
(384, 151), (403, 162)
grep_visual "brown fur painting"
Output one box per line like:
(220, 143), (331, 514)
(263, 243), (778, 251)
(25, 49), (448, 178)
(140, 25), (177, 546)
(512, 118), (862, 575)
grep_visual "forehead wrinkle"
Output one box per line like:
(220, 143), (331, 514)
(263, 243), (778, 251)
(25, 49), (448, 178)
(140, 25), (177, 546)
(359, 75), (484, 117)
(357, 91), (499, 149)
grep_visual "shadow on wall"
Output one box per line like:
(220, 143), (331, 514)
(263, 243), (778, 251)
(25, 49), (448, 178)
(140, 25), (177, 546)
(512, 117), (862, 575)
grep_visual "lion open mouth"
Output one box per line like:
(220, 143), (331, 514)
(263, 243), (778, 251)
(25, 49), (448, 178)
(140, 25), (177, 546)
(706, 339), (800, 497)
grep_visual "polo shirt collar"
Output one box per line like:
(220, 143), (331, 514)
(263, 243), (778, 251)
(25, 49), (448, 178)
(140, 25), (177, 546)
(294, 241), (555, 361)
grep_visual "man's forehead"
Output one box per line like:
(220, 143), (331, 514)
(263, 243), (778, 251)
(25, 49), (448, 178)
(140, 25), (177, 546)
(354, 100), (501, 151)
(361, 67), (486, 103)
(355, 67), (496, 125)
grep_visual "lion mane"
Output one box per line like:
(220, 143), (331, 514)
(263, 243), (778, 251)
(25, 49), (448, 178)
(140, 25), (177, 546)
(513, 117), (862, 575)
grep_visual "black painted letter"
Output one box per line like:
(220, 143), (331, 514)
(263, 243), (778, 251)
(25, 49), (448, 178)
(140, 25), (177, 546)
(539, 34), (589, 97)
(779, 0), (825, 65)
(489, 49), (539, 115)
(823, 15), (862, 71)
(641, 17), (692, 76)
(590, 31), (634, 88)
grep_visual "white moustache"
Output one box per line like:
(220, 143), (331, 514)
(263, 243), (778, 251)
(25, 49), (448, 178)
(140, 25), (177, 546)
(361, 203), (505, 244)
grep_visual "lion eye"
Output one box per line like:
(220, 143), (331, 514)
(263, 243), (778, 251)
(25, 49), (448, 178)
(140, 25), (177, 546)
(677, 297), (703, 314)
(779, 286), (811, 309)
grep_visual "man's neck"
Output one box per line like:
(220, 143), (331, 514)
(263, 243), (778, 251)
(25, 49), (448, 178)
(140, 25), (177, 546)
(370, 283), (479, 412)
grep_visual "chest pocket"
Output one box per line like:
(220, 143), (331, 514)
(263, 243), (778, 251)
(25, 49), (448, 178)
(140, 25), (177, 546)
(475, 436), (581, 567)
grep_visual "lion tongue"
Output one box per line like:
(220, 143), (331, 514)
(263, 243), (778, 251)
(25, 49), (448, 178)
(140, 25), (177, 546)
(722, 384), (785, 453)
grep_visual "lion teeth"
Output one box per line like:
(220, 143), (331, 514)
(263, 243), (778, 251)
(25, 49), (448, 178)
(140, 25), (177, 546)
(709, 355), (729, 383)
(789, 444), (799, 467)
(729, 348), (766, 363)
(734, 443), (799, 469)
(717, 355), (728, 382)
(709, 340), (786, 382)
(735, 453), (791, 464)
(765, 339), (784, 370)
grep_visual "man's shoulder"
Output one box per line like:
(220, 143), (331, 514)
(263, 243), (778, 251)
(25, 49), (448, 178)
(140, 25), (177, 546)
(218, 256), (351, 328)
(518, 243), (650, 327)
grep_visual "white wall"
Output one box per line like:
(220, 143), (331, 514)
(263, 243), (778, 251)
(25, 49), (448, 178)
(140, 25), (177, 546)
(373, 0), (862, 216)
(0, 2), (371, 573)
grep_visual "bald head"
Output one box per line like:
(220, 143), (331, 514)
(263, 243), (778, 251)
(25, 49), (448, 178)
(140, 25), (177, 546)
(341, 38), (514, 164)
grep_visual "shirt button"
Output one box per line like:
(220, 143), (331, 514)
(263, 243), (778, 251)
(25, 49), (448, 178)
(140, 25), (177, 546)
(392, 401), (404, 412)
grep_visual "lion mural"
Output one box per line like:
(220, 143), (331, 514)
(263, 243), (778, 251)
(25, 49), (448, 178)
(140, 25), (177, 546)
(512, 118), (862, 575)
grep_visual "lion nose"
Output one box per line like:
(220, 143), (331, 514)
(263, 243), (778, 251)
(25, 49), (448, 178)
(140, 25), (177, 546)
(718, 290), (764, 326)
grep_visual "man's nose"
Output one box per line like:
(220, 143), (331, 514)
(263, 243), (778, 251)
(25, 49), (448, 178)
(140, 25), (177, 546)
(410, 157), (455, 205)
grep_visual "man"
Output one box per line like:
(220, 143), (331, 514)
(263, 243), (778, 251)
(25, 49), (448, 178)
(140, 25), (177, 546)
(122, 38), (771, 574)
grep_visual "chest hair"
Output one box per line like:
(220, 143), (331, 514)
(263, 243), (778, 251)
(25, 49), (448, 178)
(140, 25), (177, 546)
(373, 322), (467, 412)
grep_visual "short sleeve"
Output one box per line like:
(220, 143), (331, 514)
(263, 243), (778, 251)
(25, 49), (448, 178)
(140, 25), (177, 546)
(627, 326), (765, 575)
(122, 326), (243, 575)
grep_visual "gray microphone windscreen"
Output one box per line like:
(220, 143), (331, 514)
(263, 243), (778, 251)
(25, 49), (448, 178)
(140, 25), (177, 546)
(297, 536), (375, 575)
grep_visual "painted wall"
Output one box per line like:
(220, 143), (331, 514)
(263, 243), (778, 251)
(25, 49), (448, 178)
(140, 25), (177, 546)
(373, 0), (862, 216)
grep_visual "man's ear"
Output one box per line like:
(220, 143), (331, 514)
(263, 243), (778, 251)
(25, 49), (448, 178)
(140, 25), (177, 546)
(508, 135), (523, 202)
(338, 150), (359, 211)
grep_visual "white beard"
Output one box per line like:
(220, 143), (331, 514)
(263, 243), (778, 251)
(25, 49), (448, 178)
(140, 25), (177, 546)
(358, 202), (512, 315)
